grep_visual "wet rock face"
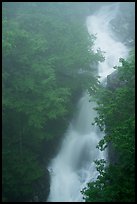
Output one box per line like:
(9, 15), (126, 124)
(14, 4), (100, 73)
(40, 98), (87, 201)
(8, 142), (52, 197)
(106, 70), (120, 90)
(110, 3), (135, 48)
(107, 68), (129, 91)
(106, 72), (121, 164)
(107, 142), (119, 165)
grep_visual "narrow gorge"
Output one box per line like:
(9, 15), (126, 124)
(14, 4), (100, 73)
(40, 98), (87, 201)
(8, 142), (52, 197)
(47, 3), (129, 202)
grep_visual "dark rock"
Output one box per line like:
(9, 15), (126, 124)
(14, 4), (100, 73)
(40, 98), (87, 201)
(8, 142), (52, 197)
(107, 142), (119, 165)
(107, 70), (119, 90)
(110, 2), (135, 48)
(32, 168), (50, 202)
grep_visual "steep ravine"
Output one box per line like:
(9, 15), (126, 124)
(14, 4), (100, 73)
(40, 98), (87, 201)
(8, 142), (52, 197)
(47, 3), (129, 202)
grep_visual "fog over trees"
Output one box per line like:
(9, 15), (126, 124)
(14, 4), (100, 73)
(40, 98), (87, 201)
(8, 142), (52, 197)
(2, 2), (135, 202)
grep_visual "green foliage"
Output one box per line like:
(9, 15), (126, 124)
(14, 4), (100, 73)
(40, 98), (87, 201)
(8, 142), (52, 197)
(2, 148), (44, 201)
(2, 2), (103, 201)
(82, 52), (135, 202)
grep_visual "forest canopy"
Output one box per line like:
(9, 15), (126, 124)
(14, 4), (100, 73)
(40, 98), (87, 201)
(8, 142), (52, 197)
(2, 2), (134, 202)
(2, 2), (103, 202)
(82, 51), (135, 202)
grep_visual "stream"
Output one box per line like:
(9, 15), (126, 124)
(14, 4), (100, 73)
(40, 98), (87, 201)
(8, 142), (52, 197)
(47, 3), (129, 202)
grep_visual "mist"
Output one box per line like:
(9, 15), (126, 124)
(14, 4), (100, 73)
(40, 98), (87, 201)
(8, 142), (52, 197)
(2, 2), (135, 202)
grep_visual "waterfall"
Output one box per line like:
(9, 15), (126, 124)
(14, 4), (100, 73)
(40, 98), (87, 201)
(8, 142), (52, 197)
(47, 3), (128, 202)
(47, 93), (105, 202)
(87, 3), (128, 82)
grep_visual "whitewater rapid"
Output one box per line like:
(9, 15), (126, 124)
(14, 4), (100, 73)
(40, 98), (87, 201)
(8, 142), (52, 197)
(47, 3), (128, 202)
(87, 3), (128, 82)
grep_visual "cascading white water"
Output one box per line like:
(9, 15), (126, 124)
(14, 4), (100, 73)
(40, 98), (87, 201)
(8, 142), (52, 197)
(87, 3), (128, 82)
(47, 93), (106, 202)
(47, 3), (129, 202)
